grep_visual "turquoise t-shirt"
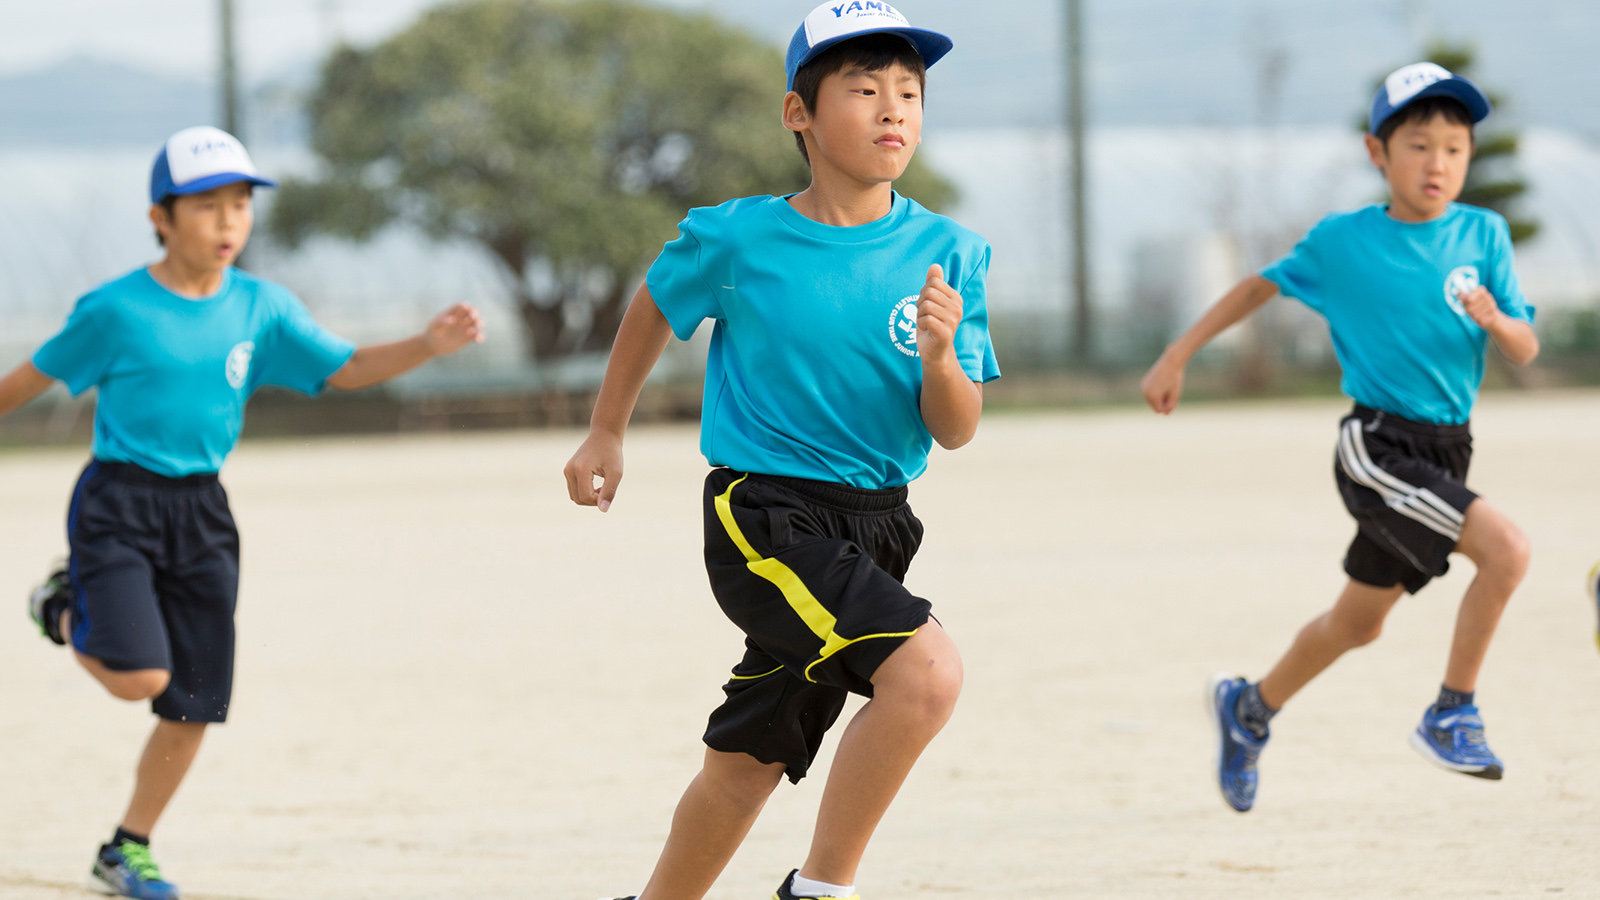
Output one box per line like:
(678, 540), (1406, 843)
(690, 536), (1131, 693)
(647, 192), (1001, 489)
(33, 267), (356, 477)
(1262, 203), (1533, 425)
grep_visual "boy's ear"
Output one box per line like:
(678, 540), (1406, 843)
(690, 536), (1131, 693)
(1363, 133), (1387, 172)
(782, 90), (811, 135)
(148, 204), (170, 239)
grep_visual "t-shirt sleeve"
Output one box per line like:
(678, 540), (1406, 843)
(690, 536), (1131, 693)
(31, 292), (113, 396)
(954, 244), (1002, 383)
(255, 289), (356, 395)
(1260, 219), (1330, 312)
(1486, 215), (1534, 324)
(645, 212), (723, 340)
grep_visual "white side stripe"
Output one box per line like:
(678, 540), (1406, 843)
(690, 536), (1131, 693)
(1337, 430), (1459, 539)
(1337, 422), (1459, 538)
(1344, 421), (1464, 527)
(1337, 421), (1462, 541)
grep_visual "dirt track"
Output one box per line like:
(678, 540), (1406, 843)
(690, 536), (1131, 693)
(3, 392), (1598, 898)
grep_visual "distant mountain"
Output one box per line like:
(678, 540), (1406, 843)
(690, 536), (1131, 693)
(3, 0), (1598, 149)
(0, 57), (216, 146)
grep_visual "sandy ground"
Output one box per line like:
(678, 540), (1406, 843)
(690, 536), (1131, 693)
(3, 392), (1599, 899)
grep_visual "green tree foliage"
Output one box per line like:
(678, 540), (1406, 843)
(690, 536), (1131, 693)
(1416, 43), (1540, 244)
(268, 0), (957, 362)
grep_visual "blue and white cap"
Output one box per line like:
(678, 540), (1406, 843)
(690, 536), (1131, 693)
(149, 126), (276, 204)
(785, 2), (953, 91)
(1369, 62), (1491, 135)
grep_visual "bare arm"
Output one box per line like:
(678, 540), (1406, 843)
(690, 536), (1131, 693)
(326, 303), (484, 391)
(916, 264), (984, 449)
(563, 283), (675, 511)
(922, 357), (983, 450)
(1140, 274), (1279, 414)
(0, 362), (57, 419)
(1460, 287), (1540, 366)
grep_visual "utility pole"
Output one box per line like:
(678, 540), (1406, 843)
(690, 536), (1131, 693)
(1065, 0), (1092, 364)
(220, 0), (241, 138)
(220, 0), (248, 269)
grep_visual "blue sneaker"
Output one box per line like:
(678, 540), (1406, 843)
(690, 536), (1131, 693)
(1587, 561), (1600, 652)
(1409, 703), (1504, 780)
(1206, 673), (1268, 812)
(90, 840), (179, 900)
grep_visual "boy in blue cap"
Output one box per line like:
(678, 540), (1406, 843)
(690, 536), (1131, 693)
(5, 125), (484, 898)
(1140, 63), (1538, 812)
(566, 3), (997, 898)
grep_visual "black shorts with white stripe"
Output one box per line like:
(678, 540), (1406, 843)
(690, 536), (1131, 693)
(1333, 405), (1476, 594)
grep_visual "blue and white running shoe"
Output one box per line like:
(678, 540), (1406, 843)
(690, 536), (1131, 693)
(1409, 703), (1504, 780)
(90, 840), (179, 900)
(1206, 673), (1268, 812)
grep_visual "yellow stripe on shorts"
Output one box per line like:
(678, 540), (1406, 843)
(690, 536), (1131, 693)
(714, 474), (918, 683)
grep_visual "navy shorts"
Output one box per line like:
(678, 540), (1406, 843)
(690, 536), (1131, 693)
(66, 461), (240, 723)
(700, 468), (931, 782)
(1333, 406), (1476, 594)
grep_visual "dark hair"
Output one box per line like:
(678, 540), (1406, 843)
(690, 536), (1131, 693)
(154, 195), (178, 247)
(790, 33), (927, 165)
(1376, 95), (1474, 147)
(152, 183), (253, 247)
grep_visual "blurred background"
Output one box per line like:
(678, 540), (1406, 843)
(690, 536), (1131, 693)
(3, 0), (1598, 441)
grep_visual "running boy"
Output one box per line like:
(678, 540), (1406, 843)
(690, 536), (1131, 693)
(7, 125), (483, 898)
(1140, 63), (1537, 812)
(564, 4), (998, 898)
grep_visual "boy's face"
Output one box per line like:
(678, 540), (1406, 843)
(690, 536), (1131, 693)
(786, 60), (924, 187)
(1365, 112), (1473, 223)
(151, 181), (254, 270)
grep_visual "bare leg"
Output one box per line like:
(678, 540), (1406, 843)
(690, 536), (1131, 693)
(64, 615), (198, 841)
(121, 720), (207, 836)
(1257, 580), (1405, 710)
(636, 749), (786, 900)
(73, 650), (170, 703)
(800, 620), (963, 886)
(1442, 500), (1530, 692)
(63, 608), (171, 702)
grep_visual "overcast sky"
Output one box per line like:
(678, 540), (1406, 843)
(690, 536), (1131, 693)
(0, 0), (818, 79)
(7, 1), (1599, 134)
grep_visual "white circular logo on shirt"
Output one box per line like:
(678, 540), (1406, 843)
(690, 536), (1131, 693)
(1444, 266), (1479, 317)
(888, 295), (919, 357)
(226, 341), (254, 389)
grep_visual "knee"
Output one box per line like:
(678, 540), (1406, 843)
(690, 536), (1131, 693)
(1326, 611), (1384, 649)
(702, 751), (785, 805)
(883, 648), (964, 726)
(1490, 525), (1532, 585)
(105, 669), (170, 702)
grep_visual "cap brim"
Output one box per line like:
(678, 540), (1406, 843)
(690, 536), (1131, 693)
(1409, 79), (1491, 123)
(1370, 76), (1492, 134)
(789, 26), (953, 90)
(164, 171), (277, 199)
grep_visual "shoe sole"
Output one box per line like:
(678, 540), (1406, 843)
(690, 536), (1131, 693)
(1204, 671), (1252, 812)
(87, 864), (178, 900)
(1588, 561), (1600, 652)
(28, 575), (69, 646)
(85, 870), (120, 897)
(1407, 728), (1503, 780)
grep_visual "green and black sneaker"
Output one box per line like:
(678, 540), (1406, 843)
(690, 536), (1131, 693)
(28, 567), (71, 646)
(90, 838), (180, 899)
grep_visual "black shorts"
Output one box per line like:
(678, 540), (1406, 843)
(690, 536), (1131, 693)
(66, 461), (240, 723)
(1333, 406), (1476, 594)
(700, 468), (931, 782)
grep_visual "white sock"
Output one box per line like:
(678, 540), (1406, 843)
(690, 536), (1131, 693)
(791, 872), (856, 898)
